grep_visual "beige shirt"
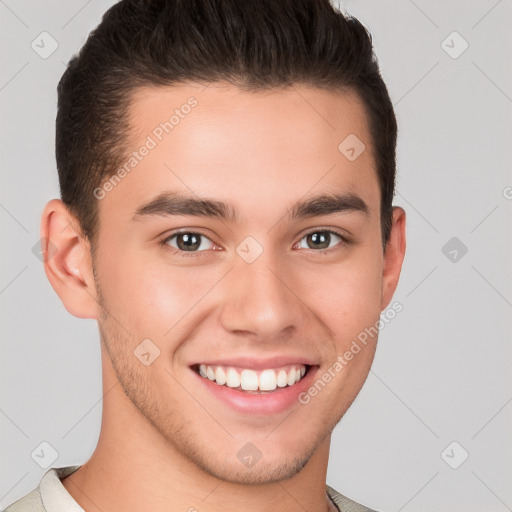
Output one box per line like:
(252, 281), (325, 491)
(4, 466), (376, 512)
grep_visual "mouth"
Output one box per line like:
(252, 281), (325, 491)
(192, 363), (311, 393)
(190, 361), (318, 415)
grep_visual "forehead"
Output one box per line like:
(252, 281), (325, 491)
(99, 82), (379, 225)
(128, 82), (371, 158)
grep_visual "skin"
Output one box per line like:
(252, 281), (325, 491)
(42, 82), (406, 512)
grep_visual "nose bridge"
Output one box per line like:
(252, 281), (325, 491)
(219, 249), (304, 337)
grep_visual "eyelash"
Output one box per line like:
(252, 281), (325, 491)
(159, 228), (351, 257)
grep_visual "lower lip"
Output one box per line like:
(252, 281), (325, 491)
(193, 366), (319, 415)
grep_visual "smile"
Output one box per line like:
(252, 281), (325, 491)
(195, 364), (309, 392)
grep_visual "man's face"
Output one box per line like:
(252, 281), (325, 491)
(92, 83), (392, 483)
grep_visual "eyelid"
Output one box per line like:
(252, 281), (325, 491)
(160, 229), (220, 256)
(159, 226), (351, 257)
(299, 226), (350, 240)
(294, 227), (350, 251)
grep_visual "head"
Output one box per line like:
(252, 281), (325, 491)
(43, 0), (405, 485)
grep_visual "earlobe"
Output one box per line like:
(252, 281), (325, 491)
(380, 206), (406, 311)
(40, 199), (99, 319)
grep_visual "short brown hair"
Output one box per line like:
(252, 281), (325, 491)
(56, 0), (397, 247)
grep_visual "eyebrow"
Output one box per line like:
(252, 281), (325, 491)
(132, 191), (368, 222)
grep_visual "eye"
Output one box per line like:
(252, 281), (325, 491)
(296, 230), (344, 251)
(164, 232), (215, 252)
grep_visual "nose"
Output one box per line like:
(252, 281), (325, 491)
(218, 255), (306, 340)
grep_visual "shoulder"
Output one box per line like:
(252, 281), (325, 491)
(3, 487), (45, 512)
(327, 484), (379, 512)
(3, 466), (81, 512)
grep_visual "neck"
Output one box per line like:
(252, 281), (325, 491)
(62, 350), (334, 512)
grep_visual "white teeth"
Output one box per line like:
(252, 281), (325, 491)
(215, 366), (227, 385)
(240, 369), (259, 391)
(197, 364), (308, 392)
(226, 368), (240, 388)
(277, 369), (288, 387)
(259, 369), (277, 391)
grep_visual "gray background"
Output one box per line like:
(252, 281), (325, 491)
(1, 1), (511, 511)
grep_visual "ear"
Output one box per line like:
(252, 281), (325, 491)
(381, 206), (406, 310)
(40, 199), (99, 319)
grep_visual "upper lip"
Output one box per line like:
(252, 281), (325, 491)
(190, 355), (317, 370)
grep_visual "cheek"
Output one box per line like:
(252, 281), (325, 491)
(94, 243), (171, 332)
(302, 248), (383, 346)
(97, 245), (220, 341)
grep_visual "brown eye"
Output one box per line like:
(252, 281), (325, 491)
(165, 232), (214, 252)
(297, 231), (342, 250)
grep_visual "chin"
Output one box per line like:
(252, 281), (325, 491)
(169, 423), (332, 485)
(191, 448), (312, 485)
